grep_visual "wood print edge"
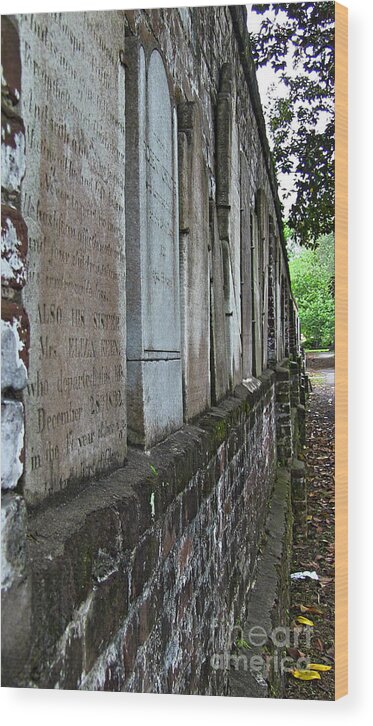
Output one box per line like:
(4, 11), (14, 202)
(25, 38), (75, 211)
(335, 0), (348, 701)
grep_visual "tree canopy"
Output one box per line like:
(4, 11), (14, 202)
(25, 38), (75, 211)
(289, 233), (335, 348)
(249, 2), (335, 247)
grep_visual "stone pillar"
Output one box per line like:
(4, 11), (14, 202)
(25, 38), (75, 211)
(1, 15), (31, 685)
(216, 63), (242, 389)
(289, 360), (301, 409)
(284, 285), (290, 359)
(298, 404), (306, 447)
(251, 210), (262, 377)
(178, 102), (210, 420)
(209, 200), (230, 404)
(276, 264), (284, 362)
(289, 298), (299, 359)
(289, 357), (307, 458)
(240, 151), (253, 378)
(256, 189), (269, 371)
(267, 220), (277, 365)
(291, 459), (307, 541)
(275, 363), (292, 465)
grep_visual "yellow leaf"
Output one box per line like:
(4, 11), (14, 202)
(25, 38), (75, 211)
(307, 663), (332, 671)
(292, 669), (321, 681)
(296, 616), (314, 626)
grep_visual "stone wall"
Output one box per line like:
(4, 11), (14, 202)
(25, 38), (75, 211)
(14, 373), (278, 692)
(1, 6), (304, 693)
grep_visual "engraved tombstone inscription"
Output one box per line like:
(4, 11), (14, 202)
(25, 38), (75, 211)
(19, 12), (127, 503)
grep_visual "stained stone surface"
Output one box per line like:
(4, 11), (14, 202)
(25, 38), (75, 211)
(1, 400), (24, 490)
(209, 201), (229, 403)
(1, 317), (28, 391)
(252, 211), (263, 377)
(216, 65), (242, 389)
(126, 45), (183, 448)
(19, 12), (127, 503)
(257, 190), (269, 371)
(178, 102), (210, 420)
(277, 270), (286, 363)
(228, 115), (242, 386)
(240, 152), (253, 378)
(144, 51), (181, 354)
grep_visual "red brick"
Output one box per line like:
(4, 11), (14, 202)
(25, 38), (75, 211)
(1, 17), (21, 105)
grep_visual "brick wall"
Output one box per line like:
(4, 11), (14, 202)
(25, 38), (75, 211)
(10, 372), (278, 692)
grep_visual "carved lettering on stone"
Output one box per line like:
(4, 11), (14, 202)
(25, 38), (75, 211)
(19, 12), (127, 503)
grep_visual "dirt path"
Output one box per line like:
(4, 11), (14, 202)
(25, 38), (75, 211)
(285, 365), (335, 700)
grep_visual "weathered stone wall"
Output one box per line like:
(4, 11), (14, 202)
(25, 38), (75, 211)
(18, 11), (128, 504)
(1, 15), (32, 684)
(13, 374), (276, 692)
(2, 5), (304, 694)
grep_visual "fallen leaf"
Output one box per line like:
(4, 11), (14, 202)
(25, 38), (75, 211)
(299, 604), (324, 616)
(313, 637), (324, 652)
(307, 663), (332, 672)
(296, 616), (315, 626)
(292, 669), (321, 681)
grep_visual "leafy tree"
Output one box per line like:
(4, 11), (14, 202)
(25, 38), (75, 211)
(289, 234), (335, 348)
(249, 2), (335, 247)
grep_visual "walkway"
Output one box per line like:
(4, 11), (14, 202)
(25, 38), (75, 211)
(286, 359), (335, 700)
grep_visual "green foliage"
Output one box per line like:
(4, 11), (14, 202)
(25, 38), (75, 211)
(289, 234), (335, 348)
(250, 3), (335, 247)
(283, 223), (292, 242)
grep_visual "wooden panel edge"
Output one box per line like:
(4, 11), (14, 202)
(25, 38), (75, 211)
(335, 0), (348, 701)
